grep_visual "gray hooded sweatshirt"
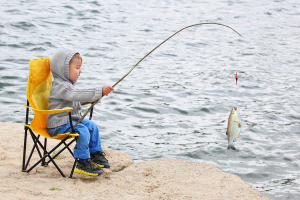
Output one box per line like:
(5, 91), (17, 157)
(47, 48), (103, 128)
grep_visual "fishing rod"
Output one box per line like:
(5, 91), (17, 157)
(73, 22), (242, 128)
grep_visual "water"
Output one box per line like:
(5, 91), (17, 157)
(1, 0), (300, 199)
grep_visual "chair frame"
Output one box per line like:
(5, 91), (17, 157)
(22, 100), (94, 178)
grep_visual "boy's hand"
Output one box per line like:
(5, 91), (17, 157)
(102, 85), (114, 96)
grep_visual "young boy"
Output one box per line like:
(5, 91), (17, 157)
(47, 47), (114, 176)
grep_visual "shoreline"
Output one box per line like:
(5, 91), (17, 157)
(0, 122), (270, 199)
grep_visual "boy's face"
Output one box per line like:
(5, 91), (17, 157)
(69, 58), (82, 82)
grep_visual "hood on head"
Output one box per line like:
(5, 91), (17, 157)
(50, 47), (79, 84)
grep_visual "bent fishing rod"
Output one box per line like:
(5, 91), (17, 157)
(73, 22), (242, 128)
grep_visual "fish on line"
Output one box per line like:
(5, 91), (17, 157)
(226, 107), (242, 150)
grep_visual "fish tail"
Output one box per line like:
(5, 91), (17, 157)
(227, 140), (236, 150)
(227, 145), (236, 150)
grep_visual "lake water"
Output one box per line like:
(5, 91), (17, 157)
(1, 0), (300, 199)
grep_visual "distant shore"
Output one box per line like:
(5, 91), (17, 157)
(0, 122), (269, 199)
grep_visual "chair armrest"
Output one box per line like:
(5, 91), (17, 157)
(81, 102), (92, 106)
(24, 106), (73, 115)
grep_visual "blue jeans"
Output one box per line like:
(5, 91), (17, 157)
(48, 119), (103, 159)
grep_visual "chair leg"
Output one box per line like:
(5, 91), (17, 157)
(69, 136), (79, 178)
(24, 133), (43, 170)
(22, 126), (28, 172)
(45, 137), (75, 165)
(42, 138), (47, 166)
(69, 158), (78, 179)
(26, 130), (66, 178)
(29, 132), (43, 158)
(64, 139), (76, 156)
(22, 100), (30, 172)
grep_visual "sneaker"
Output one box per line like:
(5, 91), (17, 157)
(91, 151), (110, 169)
(74, 159), (103, 176)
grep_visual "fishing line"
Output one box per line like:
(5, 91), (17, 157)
(73, 22), (242, 128)
(236, 75), (237, 105)
(235, 71), (238, 106)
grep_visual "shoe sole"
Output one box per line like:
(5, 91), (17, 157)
(74, 167), (103, 176)
(92, 162), (110, 169)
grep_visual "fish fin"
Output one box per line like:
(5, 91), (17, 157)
(233, 138), (236, 142)
(237, 132), (240, 136)
(238, 122), (241, 128)
(226, 132), (228, 135)
(227, 145), (236, 150)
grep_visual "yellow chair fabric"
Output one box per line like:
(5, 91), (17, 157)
(26, 57), (79, 139)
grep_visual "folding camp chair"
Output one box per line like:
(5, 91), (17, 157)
(22, 57), (94, 178)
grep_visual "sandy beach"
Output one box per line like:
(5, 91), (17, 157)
(0, 122), (269, 199)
